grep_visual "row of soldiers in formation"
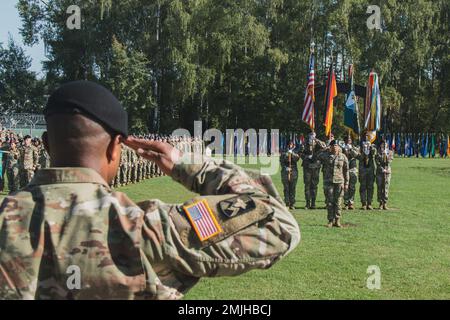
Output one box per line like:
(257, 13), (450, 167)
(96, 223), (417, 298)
(0, 130), (204, 193)
(0, 134), (50, 193)
(280, 131), (394, 228)
(111, 135), (204, 187)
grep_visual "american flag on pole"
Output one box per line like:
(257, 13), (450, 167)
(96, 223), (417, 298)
(183, 200), (222, 241)
(302, 53), (315, 130)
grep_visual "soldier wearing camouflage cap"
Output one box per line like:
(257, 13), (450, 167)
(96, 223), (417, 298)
(0, 81), (300, 300)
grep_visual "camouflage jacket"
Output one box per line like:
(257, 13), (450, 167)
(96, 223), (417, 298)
(129, 148), (138, 167)
(317, 150), (349, 186)
(0, 155), (300, 300)
(120, 145), (127, 166)
(300, 139), (327, 169)
(358, 144), (377, 170)
(5, 148), (20, 169)
(342, 145), (360, 172)
(19, 146), (39, 170)
(375, 149), (394, 174)
(38, 149), (51, 169)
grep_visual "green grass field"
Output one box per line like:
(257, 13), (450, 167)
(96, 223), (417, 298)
(1, 157), (449, 299)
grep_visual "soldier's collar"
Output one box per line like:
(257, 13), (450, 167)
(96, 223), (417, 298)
(28, 167), (111, 190)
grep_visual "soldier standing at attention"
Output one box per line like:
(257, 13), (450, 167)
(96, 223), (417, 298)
(0, 81), (300, 300)
(127, 145), (133, 183)
(280, 141), (300, 210)
(120, 144), (129, 185)
(358, 133), (377, 210)
(322, 133), (335, 205)
(112, 151), (122, 188)
(317, 140), (349, 228)
(5, 141), (20, 193)
(0, 139), (8, 192)
(38, 142), (51, 170)
(300, 131), (327, 209)
(375, 140), (394, 210)
(342, 136), (360, 210)
(19, 135), (39, 188)
(130, 143), (138, 183)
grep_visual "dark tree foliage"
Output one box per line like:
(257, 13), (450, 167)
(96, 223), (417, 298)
(8, 0), (450, 136)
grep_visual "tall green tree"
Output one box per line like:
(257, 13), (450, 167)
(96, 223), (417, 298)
(15, 0), (450, 135)
(0, 37), (45, 114)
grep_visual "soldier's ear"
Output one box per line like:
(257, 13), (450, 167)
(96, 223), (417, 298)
(107, 134), (122, 163)
(42, 132), (50, 154)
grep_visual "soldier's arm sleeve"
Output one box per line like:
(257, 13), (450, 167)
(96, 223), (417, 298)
(315, 139), (327, 150)
(33, 148), (39, 167)
(350, 147), (360, 158)
(139, 154), (300, 280)
(375, 153), (381, 166)
(355, 148), (362, 160)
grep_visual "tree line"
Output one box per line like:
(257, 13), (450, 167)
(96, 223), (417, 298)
(0, 0), (448, 137)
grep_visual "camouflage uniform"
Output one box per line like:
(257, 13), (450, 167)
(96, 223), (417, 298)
(5, 147), (21, 193)
(38, 148), (51, 170)
(280, 149), (300, 208)
(19, 145), (39, 188)
(136, 155), (142, 182)
(120, 145), (130, 186)
(130, 149), (138, 183)
(342, 144), (360, 208)
(112, 155), (122, 188)
(358, 143), (377, 209)
(146, 158), (151, 179)
(375, 146), (394, 208)
(0, 154), (300, 300)
(141, 157), (147, 181)
(317, 149), (349, 226)
(300, 138), (327, 209)
(127, 147), (133, 183)
(0, 144), (7, 192)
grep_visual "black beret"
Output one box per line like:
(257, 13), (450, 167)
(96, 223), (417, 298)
(329, 139), (337, 146)
(44, 81), (128, 137)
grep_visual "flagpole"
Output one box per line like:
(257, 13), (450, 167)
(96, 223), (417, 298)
(310, 42), (315, 132)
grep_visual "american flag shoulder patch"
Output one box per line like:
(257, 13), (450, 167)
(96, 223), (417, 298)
(183, 199), (223, 241)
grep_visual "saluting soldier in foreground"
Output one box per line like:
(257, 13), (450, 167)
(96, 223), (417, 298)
(0, 81), (300, 300)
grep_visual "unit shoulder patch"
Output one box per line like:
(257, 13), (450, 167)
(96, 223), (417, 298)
(218, 194), (256, 218)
